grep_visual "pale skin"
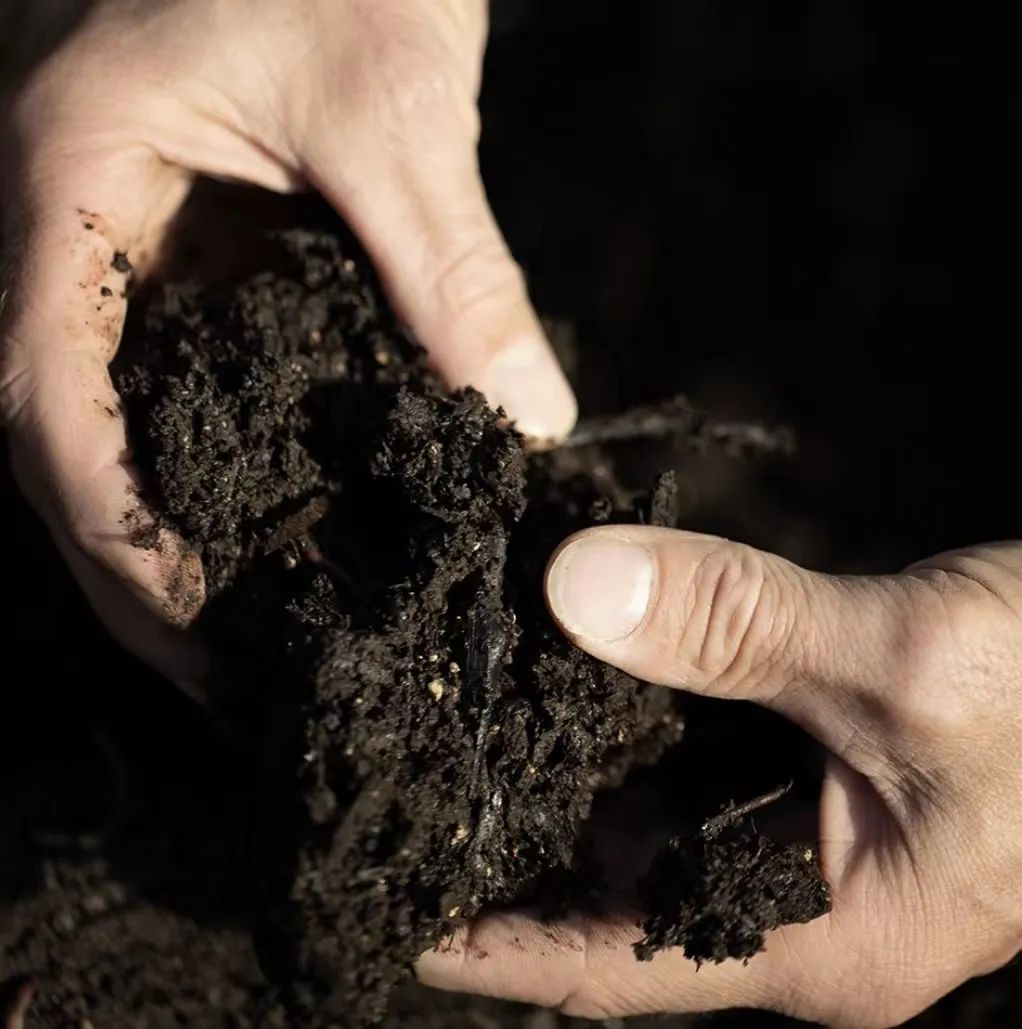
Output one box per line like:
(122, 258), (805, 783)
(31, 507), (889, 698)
(0, 3), (1018, 1027)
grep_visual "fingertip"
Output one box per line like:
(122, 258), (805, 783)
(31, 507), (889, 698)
(479, 336), (578, 442)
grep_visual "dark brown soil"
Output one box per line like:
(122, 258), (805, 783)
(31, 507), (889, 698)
(635, 830), (828, 964)
(80, 208), (824, 1025)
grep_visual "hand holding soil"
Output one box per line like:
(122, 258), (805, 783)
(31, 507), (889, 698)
(0, 0), (575, 685)
(421, 533), (1022, 1027)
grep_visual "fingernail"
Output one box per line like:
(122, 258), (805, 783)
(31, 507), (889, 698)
(482, 338), (578, 442)
(546, 536), (654, 642)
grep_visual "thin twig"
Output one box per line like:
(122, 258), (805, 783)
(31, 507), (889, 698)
(560, 397), (701, 449)
(559, 394), (795, 458)
(707, 421), (795, 458)
(261, 495), (330, 554)
(700, 780), (794, 840)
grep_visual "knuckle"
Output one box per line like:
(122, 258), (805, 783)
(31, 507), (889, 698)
(555, 922), (623, 1020)
(675, 544), (794, 695)
(429, 235), (525, 328)
(559, 968), (623, 1021)
(371, 41), (477, 143)
(385, 60), (453, 120)
(360, 1), (482, 130)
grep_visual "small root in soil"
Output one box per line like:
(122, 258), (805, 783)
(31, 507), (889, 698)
(700, 780), (794, 840)
(561, 395), (794, 457)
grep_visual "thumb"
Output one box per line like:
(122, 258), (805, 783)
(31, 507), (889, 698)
(544, 526), (911, 757)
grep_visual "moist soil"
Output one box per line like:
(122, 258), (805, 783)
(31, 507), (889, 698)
(1, 202), (829, 1028)
(128, 208), (831, 1023)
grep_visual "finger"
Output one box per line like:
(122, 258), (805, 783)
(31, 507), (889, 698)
(416, 909), (846, 1023)
(303, 78), (577, 442)
(1, 149), (206, 684)
(543, 526), (917, 759)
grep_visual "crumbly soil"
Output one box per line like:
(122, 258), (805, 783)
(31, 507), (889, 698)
(635, 830), (829, 964)
(0, 206), (827, 1028)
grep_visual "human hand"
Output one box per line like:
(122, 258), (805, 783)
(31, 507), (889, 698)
(0, 0), (575, 685)
(419, 528), (1022, 1027)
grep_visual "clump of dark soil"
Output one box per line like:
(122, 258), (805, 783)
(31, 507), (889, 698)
(106, 208), (828, 1025)
(635, 784), (830, 965)
(636, 832), (829, 964)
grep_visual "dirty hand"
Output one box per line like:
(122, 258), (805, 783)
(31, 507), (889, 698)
(0, 0), (576, 684)
(420, 528), (1022, 1027)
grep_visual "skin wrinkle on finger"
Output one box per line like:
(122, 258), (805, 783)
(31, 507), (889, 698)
(426, 231), (527, 348)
